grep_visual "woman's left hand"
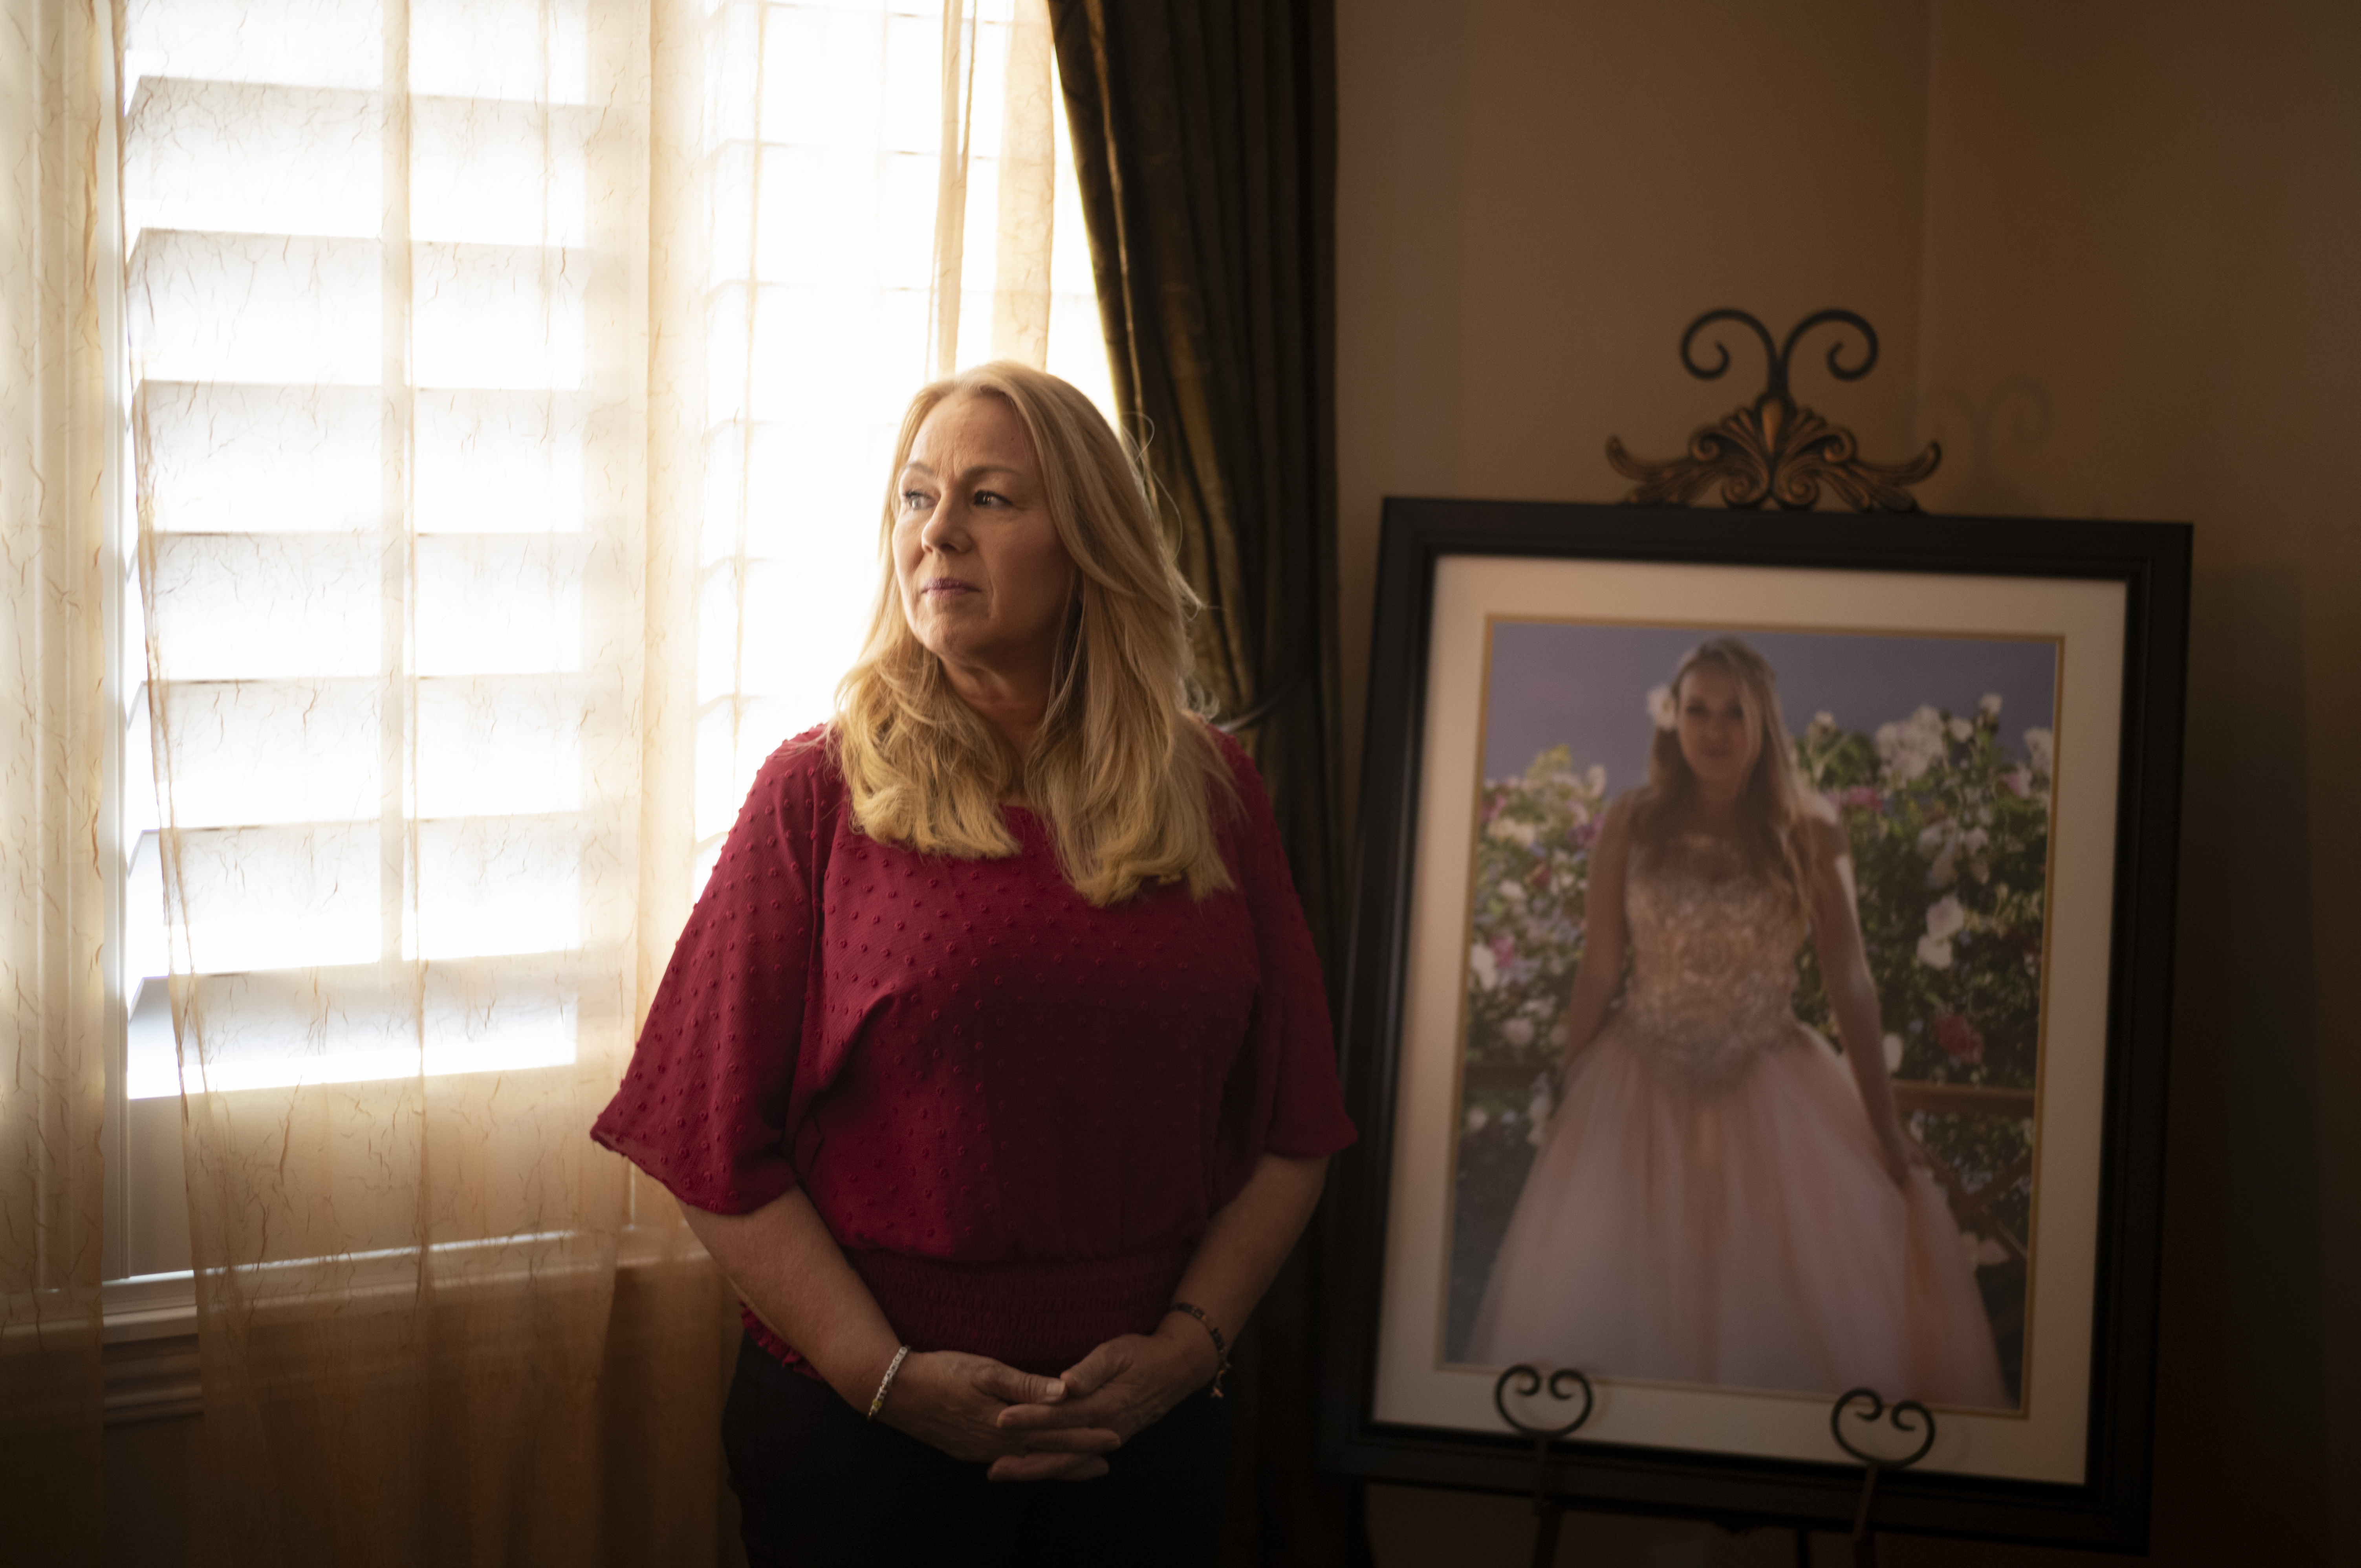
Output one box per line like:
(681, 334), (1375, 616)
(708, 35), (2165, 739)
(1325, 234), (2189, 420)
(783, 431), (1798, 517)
(987, 1320), (1219, 1481)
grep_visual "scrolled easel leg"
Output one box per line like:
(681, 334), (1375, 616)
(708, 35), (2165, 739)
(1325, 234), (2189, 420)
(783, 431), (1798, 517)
(1531, 1498), (1562, 1568)
(1492, 1366), (1595, 1568)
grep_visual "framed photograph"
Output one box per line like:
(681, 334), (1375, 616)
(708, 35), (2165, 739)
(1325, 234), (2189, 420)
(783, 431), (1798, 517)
(1319, 500), (2189, 1551)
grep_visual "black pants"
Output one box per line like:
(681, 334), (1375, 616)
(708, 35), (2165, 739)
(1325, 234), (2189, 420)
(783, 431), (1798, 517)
(723, 1332), (1235, 1567)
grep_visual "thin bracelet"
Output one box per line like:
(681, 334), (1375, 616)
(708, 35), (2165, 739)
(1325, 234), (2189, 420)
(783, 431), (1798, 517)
(1167, 1301), (1230, 1399)
(866, 1344), (912, 1420)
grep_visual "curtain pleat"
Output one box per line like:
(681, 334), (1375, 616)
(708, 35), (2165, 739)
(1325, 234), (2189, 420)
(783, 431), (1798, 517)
(1046, 4), (1359, 1563)
(0, 0), (110, 1558)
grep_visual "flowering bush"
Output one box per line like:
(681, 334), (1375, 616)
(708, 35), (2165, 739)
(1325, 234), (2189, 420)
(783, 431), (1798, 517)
(1453, 696), (2052, 1384)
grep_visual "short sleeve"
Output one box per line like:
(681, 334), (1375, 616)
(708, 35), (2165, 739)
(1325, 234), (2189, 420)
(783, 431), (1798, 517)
(1217, 732), (1357, 1164)
(590, 736), (828, 1214)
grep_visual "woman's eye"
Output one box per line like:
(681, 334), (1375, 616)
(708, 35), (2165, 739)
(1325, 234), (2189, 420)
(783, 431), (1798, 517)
(973, 489), (1006, 507)
(902, 490), (931, 509)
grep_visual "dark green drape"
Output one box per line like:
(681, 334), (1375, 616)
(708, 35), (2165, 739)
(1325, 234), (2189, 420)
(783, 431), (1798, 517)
(1047, 4), (1363, 1564)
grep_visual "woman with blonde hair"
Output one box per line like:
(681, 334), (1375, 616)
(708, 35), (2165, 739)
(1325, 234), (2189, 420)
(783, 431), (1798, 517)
(1467, 637), (2004, 1407)
(593, 363), (1354, 1564)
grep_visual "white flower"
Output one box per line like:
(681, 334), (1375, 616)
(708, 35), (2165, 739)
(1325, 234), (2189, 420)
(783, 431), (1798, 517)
(1646, 684), (1677, 731)
(1485, 817), (1538, 846)
(1875, 705), (1947, 782)
(1498, 879), (1527, 903)
(1469, 944), (1498, 991)
(1917, 932), (1955, 970)
(1918, 822), (1953, 855)
(2025, 727), (2054, 775)
(1979, 693), (2003, 720)
(1465, 1107), (1490, 1134)
(1882, 1033), (1905, 1072)
(1962, 827), (1990, 854)
(1947, 716), (1974, 742)
(1584, 764), (1607, 796)
(1926, 894), (1967, 941)
(1500, 1017), (1535, 1048)
(1546, 1016), (1571, 1050)
(1811, 710), (1837, 733)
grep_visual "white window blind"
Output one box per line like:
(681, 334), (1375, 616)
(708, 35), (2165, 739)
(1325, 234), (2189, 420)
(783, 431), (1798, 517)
(108, 0), (1110, 1282)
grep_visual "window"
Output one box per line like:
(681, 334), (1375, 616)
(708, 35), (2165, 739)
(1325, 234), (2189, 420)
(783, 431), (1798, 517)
(104, 0), (1110, 1294)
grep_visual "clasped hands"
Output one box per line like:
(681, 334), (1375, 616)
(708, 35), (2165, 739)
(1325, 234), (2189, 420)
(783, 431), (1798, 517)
(879, 1317), (1222, 1482)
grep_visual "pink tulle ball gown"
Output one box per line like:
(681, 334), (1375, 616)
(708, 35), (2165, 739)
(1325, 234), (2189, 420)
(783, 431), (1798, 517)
(1465, 832), (2009, 1409)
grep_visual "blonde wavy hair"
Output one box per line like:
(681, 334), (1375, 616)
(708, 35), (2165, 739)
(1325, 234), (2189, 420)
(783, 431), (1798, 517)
(1632, 637), (1817, 914)
(830, 361), (1236, 906)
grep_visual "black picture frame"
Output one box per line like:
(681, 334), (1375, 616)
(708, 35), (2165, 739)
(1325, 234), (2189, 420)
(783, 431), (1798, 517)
(1317, 498), (2190, 1552)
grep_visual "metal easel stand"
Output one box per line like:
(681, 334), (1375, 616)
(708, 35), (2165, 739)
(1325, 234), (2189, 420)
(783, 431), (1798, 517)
(1489, 1374), (1936, 1568)
(1492, 1365), (1595, 1568)
(1810, 1387), (1938, 1568)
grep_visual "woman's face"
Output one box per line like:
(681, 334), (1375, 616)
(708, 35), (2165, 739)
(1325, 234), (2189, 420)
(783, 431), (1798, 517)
(1675, 662), (1760, 795)
(893, 392), (1076, 685)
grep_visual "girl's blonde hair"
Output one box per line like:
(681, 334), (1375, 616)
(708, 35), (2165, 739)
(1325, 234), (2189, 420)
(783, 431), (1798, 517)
(1632, 637), (1815, 913)
(830, 361), (1235, 906)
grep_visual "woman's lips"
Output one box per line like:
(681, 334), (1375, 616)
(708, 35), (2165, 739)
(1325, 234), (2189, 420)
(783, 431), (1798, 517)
(921, 577), (974, 595)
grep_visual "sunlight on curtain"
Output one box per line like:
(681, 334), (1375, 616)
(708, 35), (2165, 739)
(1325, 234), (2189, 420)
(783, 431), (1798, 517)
(117, 0), (720, 1555)
(2, 1), (111, 1551)
(692, 0), (1109, 872)
(114, 0), (1108, 1555)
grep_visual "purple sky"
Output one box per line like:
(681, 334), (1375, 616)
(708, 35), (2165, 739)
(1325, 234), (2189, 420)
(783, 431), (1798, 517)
(1482, 622), (2059, 792)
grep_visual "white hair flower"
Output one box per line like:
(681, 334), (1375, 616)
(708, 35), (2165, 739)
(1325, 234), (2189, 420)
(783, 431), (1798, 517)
(1647, 684), (1677, 731)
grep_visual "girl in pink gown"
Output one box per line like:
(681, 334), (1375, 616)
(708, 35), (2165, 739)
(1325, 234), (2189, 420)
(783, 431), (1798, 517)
(1466, 640), (2006, 1409)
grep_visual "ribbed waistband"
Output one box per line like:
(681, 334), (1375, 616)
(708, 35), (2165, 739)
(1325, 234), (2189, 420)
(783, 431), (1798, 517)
(846, 1245), (1195, 1377)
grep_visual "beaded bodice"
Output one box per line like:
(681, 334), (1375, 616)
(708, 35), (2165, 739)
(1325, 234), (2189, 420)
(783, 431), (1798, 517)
(1615, 833), (1809, 1094)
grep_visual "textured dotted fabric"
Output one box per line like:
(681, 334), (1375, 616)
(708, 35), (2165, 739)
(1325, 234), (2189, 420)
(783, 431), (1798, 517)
(590, 725), (1355, 1374)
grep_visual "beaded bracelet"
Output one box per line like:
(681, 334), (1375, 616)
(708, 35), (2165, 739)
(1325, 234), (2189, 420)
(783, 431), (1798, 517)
(866, 1344), (912, 1420)
(1167, 1301), (1231, 1399)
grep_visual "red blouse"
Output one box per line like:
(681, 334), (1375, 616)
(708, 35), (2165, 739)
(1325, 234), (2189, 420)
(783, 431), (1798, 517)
(590, 726), (1355, 1375)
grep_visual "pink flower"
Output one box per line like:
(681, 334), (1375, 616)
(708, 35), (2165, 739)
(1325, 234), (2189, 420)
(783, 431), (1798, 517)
(1933, 1013), (1985, 1065)
(1527, 863), (1552, 890)
(1488, 934), (1517, 971)
(2000, 767), (2033, 799)
(1570, 820), (1599, 849)
(1838, 785), (1883, 811)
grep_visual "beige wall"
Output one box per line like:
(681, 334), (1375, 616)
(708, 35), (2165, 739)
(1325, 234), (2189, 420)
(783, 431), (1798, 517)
(1335, 1), (2358, 1563)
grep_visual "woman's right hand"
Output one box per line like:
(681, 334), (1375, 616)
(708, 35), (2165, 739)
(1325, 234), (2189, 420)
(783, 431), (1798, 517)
(876, 1350), (1123, 1481)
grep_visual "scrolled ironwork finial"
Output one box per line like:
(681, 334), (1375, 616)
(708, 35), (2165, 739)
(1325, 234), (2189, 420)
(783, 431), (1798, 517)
(1492, 1363), (1596, 1440)
(1829, 1387), (1938, 1471)
(1609, 308), (1938, 511)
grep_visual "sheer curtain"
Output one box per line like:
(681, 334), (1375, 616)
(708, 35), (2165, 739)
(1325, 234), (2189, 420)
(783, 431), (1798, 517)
(1, 1), (112, 1558)
(95, 0), (1095, 1559)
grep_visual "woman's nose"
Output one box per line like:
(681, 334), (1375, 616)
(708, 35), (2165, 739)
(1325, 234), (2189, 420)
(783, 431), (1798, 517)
(919, 500), (966, 552)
